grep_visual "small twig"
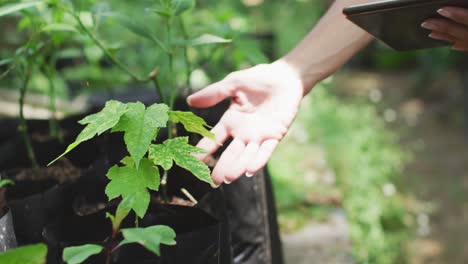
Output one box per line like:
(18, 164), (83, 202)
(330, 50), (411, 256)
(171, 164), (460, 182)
(181, 188), (198, 205)
(161, 171), (169, 203)
(71, 12), (147, 83)
(45, 56), (63, 142)
(179, 17), (192, 93)
(19, 65), (39, 169)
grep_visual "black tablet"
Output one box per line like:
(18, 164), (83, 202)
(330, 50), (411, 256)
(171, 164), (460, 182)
(343, 0), (468, 51)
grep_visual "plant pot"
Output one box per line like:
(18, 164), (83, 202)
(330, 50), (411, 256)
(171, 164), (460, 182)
(42, 189), (229, 264)
(4, 171), (70, 245)
(0, 209), (17, 252)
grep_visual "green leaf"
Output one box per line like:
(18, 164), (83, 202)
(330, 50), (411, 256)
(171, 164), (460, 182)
(0, 243), (47, 264)
(107, 195), (135, 233)
(62, 244), (103, 264)
(0, 1), (43, 17)
(171, 0), (195, 16)
(0, 179), (14, 189)
(149, 137), (212, 184)
(113, 102), (169, 168)
(145, 7), (173, 18)
(105, 158), (160, 218)
(119, 225), (176, 256)
(49, 100), (128, 166)
(168, 111), (215, 141)
(189, 34), (232, 46)
(42, 23), (78, 33)
(114, 14), (168, 52)
(0, 58), (13, 67)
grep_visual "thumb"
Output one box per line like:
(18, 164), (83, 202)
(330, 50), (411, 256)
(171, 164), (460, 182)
(187, 79), (235, 108)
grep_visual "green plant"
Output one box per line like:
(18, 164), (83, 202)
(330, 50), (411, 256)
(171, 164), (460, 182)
(0, 0), (227, 263)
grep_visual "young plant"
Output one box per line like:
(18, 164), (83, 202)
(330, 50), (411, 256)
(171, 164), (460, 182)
(49, 100), (215, 263)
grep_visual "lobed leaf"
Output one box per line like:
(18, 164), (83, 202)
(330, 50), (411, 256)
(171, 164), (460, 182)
(168, 111), (215, 141)
(49, 100), (128, 166)
(0, 1), (43, 17)
(113, 102), (169, 168)
(63, 244), (103, 264)
(105, 158), (160, 218)
(119, 225), (176, 256)
(149, 137), (213, 185)
(0, 243), (47, 264)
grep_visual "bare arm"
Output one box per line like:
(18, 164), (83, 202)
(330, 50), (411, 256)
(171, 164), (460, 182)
(280, 0), (374, 92)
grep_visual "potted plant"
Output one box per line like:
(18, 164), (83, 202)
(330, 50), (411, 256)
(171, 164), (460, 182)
(0, 0), (283, 263)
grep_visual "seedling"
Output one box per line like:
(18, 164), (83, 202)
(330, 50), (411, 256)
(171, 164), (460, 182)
(0, 0), (231, 262)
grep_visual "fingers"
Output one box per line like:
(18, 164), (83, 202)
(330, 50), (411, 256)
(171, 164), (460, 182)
(211, 138), (245, 186)
(422, 19), (468, 39)
(187, 78), (236, 108)
(438, 7), (468, 26)
(428, 31), (457, 43)
(246, 139), (279, 176)
(452, 42), (468, 51)
(195, 124), (229, 161)
(224, 142), (260, 183)
(423, 14), (468, 51)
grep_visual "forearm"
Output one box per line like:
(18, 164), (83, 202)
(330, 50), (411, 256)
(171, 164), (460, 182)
(279, 0), (374, 94)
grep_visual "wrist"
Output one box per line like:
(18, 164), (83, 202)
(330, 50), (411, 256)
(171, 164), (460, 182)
(274, 56), (321, 95)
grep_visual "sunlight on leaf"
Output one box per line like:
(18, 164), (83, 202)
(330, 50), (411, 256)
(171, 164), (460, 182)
(168, 111), (215, 141)
(119, 225), (176, 256)
(0, 244), (47, 264)
(49, 100), (128, 166)
(113, 102), (169, 168)
(0, 1), (43, 17)
(190, 34), (232, 46)
(63, 244), (103, 264)
(149, 137), (213, 184)
(105, 158), (160, 218)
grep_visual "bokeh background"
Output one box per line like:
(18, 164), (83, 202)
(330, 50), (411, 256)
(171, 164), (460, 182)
(2, 0), (468, 263)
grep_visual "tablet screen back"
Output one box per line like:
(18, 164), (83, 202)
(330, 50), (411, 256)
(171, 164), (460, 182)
(344, 0), (468, 51)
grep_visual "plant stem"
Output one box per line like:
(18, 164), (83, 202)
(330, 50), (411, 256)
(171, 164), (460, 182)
(161, 171), (169, 203)
(45, 57), (63, 142)
(166, 19), (177, 139)
(153, 76), (166, 104)
(72, 13), (146, 82)
(179, 17), (192, 93)
(19, 65), (39, 169)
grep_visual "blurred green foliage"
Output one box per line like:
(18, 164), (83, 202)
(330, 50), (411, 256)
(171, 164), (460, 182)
(271, 80), (412, 263)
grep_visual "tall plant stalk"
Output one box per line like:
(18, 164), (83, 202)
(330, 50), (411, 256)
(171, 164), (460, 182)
(179, 17), (192, 93)
(19, 64), (39, 169)
(45, 56), (63, 142)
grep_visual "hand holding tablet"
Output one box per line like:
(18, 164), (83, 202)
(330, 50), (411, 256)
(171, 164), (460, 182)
(423, 6), (468, 51)
(344, 0), (468, 51)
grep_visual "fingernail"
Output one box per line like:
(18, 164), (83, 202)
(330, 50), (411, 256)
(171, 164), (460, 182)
(245, 172), (254, 178)
(437, 8), (451, 17)
(211, 183), (220, 189)
(421, 22), (434, 30)
(224, 179), (232, 184)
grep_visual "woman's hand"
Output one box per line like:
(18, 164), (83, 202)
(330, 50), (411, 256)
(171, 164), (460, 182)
(423, 7), (468, 51)
(187, 61), (305, 186)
